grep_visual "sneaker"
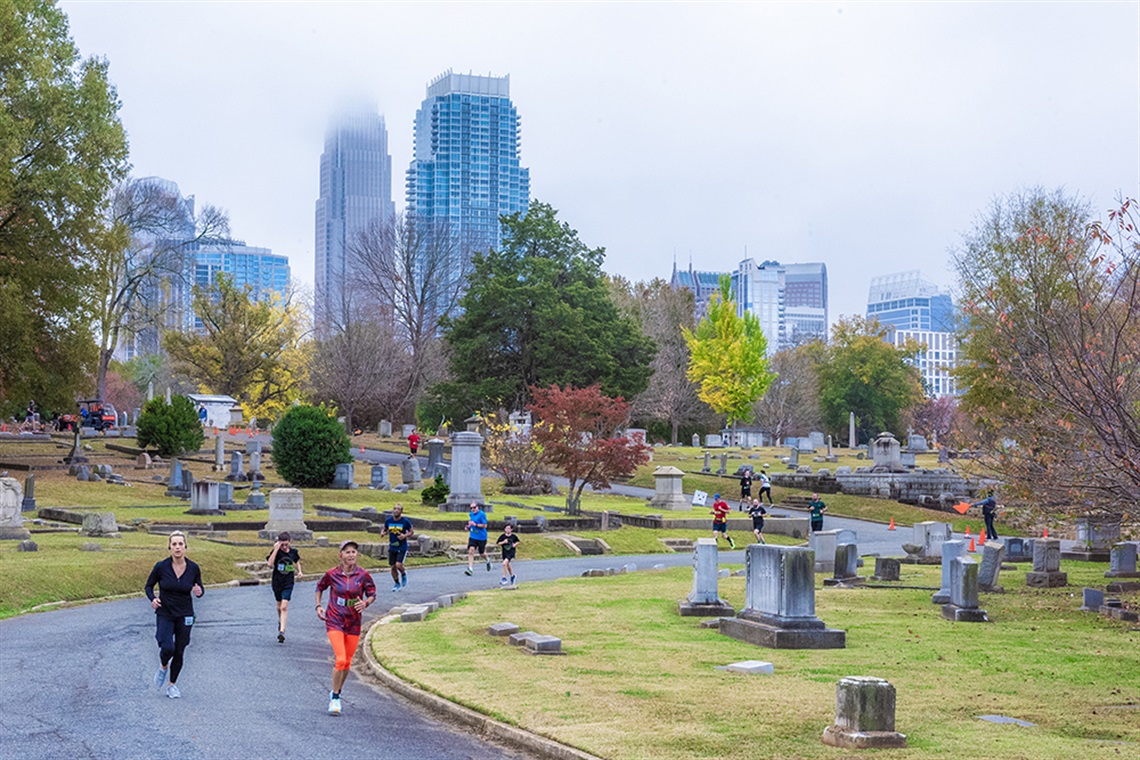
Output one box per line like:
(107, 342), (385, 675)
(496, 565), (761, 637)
(328, 693), (342, 715)
(400, 574), (408, 588)
(392, 583), (401, 593)
(486, 559), (492, 572)
(166, 684), (181, 699)
(728, 536), (736, 549)
(154, 667), (168, 689)
(500, 578), (508, 586)
(277, 632), (285, 643)
(509, 575), (516, 585)
(464, 568), (473, 576)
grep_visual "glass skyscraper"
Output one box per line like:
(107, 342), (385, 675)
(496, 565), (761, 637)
(866, 271), (959, 398)
(405, 70), (530, 267)
(731, 259), (828, 354)
(314, 109), (395, 324)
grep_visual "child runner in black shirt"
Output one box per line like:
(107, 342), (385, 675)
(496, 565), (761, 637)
(495, 524), (521, 587)
(266, 532), (302, 643)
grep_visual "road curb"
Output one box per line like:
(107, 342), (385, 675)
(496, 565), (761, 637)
(360, 623), (604, 760)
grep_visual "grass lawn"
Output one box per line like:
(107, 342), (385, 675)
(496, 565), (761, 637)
(370, 560), (1140, 759)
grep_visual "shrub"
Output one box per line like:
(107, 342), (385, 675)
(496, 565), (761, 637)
(136, 395), (205, 457)
(272, 404), (352, 488)
(421, 474), (450, 506)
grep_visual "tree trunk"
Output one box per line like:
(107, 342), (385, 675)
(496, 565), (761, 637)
(96, 347), (113, 401)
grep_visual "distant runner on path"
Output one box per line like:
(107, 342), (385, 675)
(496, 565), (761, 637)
(315, 540), (376, 716)
(464, 502), (491, 576)
(710, 493), (735, 549)
(144, 531), (204, 699)
(384, 504), (415, 592)
(808, 493), (827, 533)
(496, 524), (521, 587)
(266, 532), (302, 643)
(407, 429), (420, 456)
(748, 498), (767, 544)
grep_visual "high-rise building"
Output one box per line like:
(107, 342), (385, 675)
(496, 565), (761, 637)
(194, 242), (291, 299)
(670, 260), (724, 320)
(866, 271), (959, 397)
(405, 70), (530, 271)
(314, 109), (394, 324)
(731, 258), (828, 354)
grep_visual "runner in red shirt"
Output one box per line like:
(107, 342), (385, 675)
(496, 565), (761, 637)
(315, 540), (376, 715)
(407, 429), (420, 456)
(710, 493), (735, 549)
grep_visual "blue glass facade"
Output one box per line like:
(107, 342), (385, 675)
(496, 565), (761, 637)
(194, 243), (291, 300)
(866, 271), (960, 398)
(406, 71), (530, 260)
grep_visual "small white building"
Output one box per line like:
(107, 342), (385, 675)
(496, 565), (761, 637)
(186, 394), (242, 428)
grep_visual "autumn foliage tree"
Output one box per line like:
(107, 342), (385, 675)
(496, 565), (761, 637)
(480, 410), (549, 494)
(953, 189), (1140, 520)
(529, 384), (651, 514)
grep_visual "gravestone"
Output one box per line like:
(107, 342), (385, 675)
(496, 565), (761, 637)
(20, 473), (35, 513)
(1004, 537), (1032, 562)
(719, 544), (845, 649)
(136, 452), (152, 469)
(788, 448), (799, 468)
(432, 463), (450, 486)
(942, 556), (989, 622)
(827, 434), (833, 457)
(187, 481), (223, 516)
(225, 452), (246, 482)
(871, 432), (902, 470)
(379, 420), (393, 437)
(849, 412), (857, 448)
(402, 424), (416, 438)
(811, 530), (841, 573)
(650, 466), (690, 511)
(79, 512), (120, 538)
(0, 477), (31, 539)
(179, 469), (194, 500)
(331, 463), (355, 490)
(821, 676), (907, 749)
(246, 481), (266, 508)
(701, 451), (711, 473)
(678, 538), (734, 616)
(214, 436), (225, 471)
(705, 434), (723, 448)
(65, 431), (88, 464)
(1025, 539), (1067, 587)
(258, 488), (312, 540)
(809, 431), (825, 450)
(165, 459), (189, 498)
(938, 447), (950, 464)
(824, 543), (865, 587)
(17, 540), (37, 552)
(246, 439), (262, 456)
(717, 453), (727, 476)
(906, 434), (928, 453)
(914, 522), (952, 559)
(217, 482), (238, 510)
(1080, 587), (1105, 612)
(871, 557), (901, 582)
(370, 465), (391, 491)
(977, 541), (1006, 592)
(899, 452), (916, 468)
(691, 433), (700, 447)
(425, 438), (446, 478)
(442, 431), (481, 508)
(1105, 542), (1139, 578)
(933, 539), (967, 604)
(248, 451), (264, 481)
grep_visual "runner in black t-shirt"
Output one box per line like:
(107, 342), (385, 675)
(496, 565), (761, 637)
(145, 531), (204, 699)
(266, 532), (302, 643)
(383, 504), (415, 592)
(495, 524), (521, 587)
(748, 498), (768, 544)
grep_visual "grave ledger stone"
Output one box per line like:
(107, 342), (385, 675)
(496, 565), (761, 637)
(678, 539), (734, 617)
(719, 544), (845, 649)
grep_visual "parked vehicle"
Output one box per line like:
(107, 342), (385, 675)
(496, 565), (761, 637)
(78, 400), (117, 432)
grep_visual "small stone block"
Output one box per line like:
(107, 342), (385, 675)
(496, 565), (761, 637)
(488, 622), (520, 636)
(80, 542), (103, 552)
(583, 569), (607, 577)
(508, 631), (541, 647)
(1025, 571), (1068, 588)
(699, 618), (724, 629)
(822, 726), (908, 749)
(1080, 588), (1105, 611)
(725, 660), (774, 675)
(436, 595), (453, 608)
(717, 568), (731, 578)
(400, 606), (429, 622)
(941, 604), (990, 622)
(16, 540), (38, 552)
(524, 635), (563, 653)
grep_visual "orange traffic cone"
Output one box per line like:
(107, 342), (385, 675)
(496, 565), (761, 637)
(965, 525), (971, 537)
(1, 423), (5, 432)
(1043, 527), (1049, 538)
(229, 426), (236, 435)
(213, 426), (218, 435)
(969, 536), (976, 552)
(360, 444), (365, 454)
(888, 518), (896, 531)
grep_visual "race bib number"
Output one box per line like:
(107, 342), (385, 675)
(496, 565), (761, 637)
(278, 563), (293, 573)
(184, 616), (194, 626)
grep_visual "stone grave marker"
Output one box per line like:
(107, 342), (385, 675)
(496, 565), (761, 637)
(824, 542), (864, 587)
(787, 447), (799, 468)
(1105, 542), (1139, 578)
(432, 463), (450, 485)
(248, 450), (264, 481)
(379, 420), (392, 437)
(978, 541), (1005, 592)
(1080, 588), (1105, 612)
(217, 482), (238, 510)
(0, 477), (31, 539)
(871, 557), (901, 582)
(942, 556), (989, 622)
(331, 462), (355, 490)
(425, 438), (445, 478)
(17, 540), (37, 552)
(370, 465), (391, 491)
(442, 431), (481, 509)
(187, 481), (223, 515)
(136, 452), (152, 470)
(214, 436), (225, 471)
(871, 431), (902, 470)
(821, 676), (907, 749)
(1004, 537), (1032, 562)
(1025, 539), (1067, 587)
(79, 512), (120, 538)
(679, 538), (734, 616)
(691, 433), (700, 447)
(258, 488), (312, 540)
(20, 473), (35, 513)
(914, 521), (952, 559)
(705, 433), (723, 448)
(701, 451), (711, 473)
(225, 452), (246, 482)
(719, 544), (845, 649)
(717, 453), (727, 476)
(246, 439), (262, 456)
(246, 480), (266, 508)
(933, 539), (967, 604)
(906, 434), (928, 453)
(650, 466), (690, 511)
(165, 459), (188, 498)
(180, 469), (194, 499)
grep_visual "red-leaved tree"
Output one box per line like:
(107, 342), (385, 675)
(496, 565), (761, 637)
(529, 384), (651, 514)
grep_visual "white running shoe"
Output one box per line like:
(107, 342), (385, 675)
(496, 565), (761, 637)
(154, 667), (167, 689)
(328, 693), (342, 715)
(166, 684), (181, 699)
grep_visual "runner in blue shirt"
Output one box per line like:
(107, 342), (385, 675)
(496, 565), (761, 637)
(383, 503), (415, 592)
(464, 502), (491, 576)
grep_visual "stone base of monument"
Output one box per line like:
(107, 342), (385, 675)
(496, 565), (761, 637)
(931, 592), (951, 604)
(678, 599), (735, 617)
(438, 502), (471, 513)
(1060, 549), (1110, 562)
(184, 508), (226, 516)
(258, 529), (312, 541)
(941, 603), (989, 622)
(1025, 571), (1067, 588)
(0, 527), (32, 540)
(823, 575), (866, 587)
(720, 611), (845, 649)
(979, 584), (1005, 593)
(1105, 571), (1140, 578)
(821, 725), (907, 750)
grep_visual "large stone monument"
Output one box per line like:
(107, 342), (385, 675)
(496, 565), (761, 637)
(871, 432), (903, 472)
(187, 481), (223, 516)
(912, 521), (952, 560)
(258, 488), (312, 541)
(443, 431), (482, 510)
(848, 412), (857, 449)
(1105, 542), (1140, 578)
(79, 512), (120, 538)
(719, 545), (845, 649)
(932, 539), (967, 604)
(650, 466), (690, 511)
(1025, 538), (1067, 587)
(821, 676), (907, 749)
(678, 538), (734, 617)
(0, 477), (31, 539)
(941, 556), (989, 622)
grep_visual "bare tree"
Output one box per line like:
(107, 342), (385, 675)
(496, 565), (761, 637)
(751, 344), (823, 443)
(92, 177), (229, 398)
(348, 213), (465, 420)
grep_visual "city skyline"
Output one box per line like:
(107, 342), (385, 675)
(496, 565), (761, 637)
(61, 2), (1139, 327)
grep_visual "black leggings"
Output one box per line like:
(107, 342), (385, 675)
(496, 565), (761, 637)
(156, 615), (193, 684)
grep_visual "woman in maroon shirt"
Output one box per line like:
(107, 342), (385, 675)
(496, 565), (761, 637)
(315, 539), (376, 715)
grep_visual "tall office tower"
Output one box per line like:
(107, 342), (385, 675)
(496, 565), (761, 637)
(194, 242), (290, 299)
(866, 270), (959, 397)
(670, 260), (725, 320)
(314, 109), (395, 325)
(405, 71), (530, 283)
(731, 259), (828, 354)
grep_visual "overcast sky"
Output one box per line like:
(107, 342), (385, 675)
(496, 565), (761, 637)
(62, 1), (1139, 325)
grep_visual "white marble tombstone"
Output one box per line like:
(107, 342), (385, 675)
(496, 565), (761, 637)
(258, 488), (312, 540)
(444, 431), (482, 507)
(0, 477), (31, 539)
(650, 466), (690, 511)
(933, 539), (967, 604)
(679, 539), (734, 616)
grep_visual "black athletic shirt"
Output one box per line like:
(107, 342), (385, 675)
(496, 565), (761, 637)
(145, 557), (203, 619)
(267, 547), (300, 587)
(496, 533), (520, 559)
